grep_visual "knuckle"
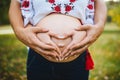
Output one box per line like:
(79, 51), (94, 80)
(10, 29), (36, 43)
(76, 50), (79, 54)
(29, 39), (36, 45)
(89, 39), (93, 43)
(89, 38), (96, 43)
(72, 42), (76, 45)
(75, 44), (80, 48)
(45, 52), (51, 56)
(87, 38), (92, 43)
(28, 39), (33, 45)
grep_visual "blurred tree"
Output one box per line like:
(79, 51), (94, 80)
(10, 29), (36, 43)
(107, 1), (120, 27)
(0, 0), (11, 25)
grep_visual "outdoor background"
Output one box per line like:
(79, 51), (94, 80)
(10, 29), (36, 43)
(0, 0), (120, 80)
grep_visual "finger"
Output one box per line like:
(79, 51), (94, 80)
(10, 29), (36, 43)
(70, 45), (89, 56)
(62, 41), (75, 56)
(49, 31), (73, 40)
(70, 37), (90, 50)
(32, 27), (49, 33)
(63, 49), (72, 60)
(62, 32), (74, 39)
(46, 40), (61, 55)
(26, 24), (49, 33)
(44, 51), (59, 60)
(31, 35), (56, 50)
(48, 31), (58, 37)
(52, 51), (60, 61)
(38, 41), (56, 50)
(35, 47), (59, 59)
(75, 24), (91, 31)
(32, 46), (57, 59)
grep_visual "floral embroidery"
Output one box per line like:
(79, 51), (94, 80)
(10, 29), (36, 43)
(22, 0), (30, 8)
(87, 0), (94, 10)
(54, 5), (61, 12)
(48, 0), (55, 4)
(65, 5), (72, 12)
(91, 0), (94, 2)
(87, 4), (93, 10)
(86, 0), (95, 24)
(46, 0), (76, 14)
(70, 0), (76, 3)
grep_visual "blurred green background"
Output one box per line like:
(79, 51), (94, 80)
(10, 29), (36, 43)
(0, 0), (120, 80)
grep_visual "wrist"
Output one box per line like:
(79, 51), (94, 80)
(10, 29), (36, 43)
(94, 22), (104, 34)
(95, 19), (105, 27)
(13, 26), (23, 34)
(13, 24), (32, 35)
(12, 26), (27, 43)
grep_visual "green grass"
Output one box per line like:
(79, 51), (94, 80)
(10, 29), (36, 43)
(0, 34), (27, 80)
(89, 33), (120, 80)
(0, 25), (12, 30)
(0, 24), (120, 80)
(104, 23), (120, 31)
(0, 25), (14, 34)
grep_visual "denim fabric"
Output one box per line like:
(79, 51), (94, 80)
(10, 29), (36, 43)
(27, 48), (89, 80)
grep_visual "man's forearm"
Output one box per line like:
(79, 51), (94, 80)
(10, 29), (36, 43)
(94, 0), (107, 27)
(9, 0), (24, 34)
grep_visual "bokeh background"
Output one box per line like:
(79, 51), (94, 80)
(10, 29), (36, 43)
(0, 0), (120, 80)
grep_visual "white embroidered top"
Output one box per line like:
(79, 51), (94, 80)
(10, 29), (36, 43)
(18, 0), (94, 26)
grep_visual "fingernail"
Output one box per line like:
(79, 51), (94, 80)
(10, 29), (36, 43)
(42, 28), (48, 31)
(65, 57), (68, 60)
(70, 46), (74, 50)
(74, 55), (77, 57)
(56, 58), (59, 61)
(75, 26), (80, 29)
(53, 47), (57, 50)
(70, 52), (74, 56)
(62, 57), (64, 60)
(48, 57), (52, 59)
(69, 48), (72, 51)
(59, 56), (64, 61)
(59, 58), (62, 61)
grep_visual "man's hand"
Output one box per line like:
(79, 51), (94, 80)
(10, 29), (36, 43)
(62, 24), (104, 59)
(62, 0), (107, 59)
(16, 24), (59, 60)
(9, 0), (60, 60)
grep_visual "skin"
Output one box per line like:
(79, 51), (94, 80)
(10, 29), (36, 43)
(9, 0), (59, 60)
(62, 0), (107, 59)
(9, 0), (107, 60)
(36, 14), (86, 61)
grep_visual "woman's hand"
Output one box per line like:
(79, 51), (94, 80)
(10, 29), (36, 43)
(16, 24), (60, 60)
(62, 0), (107, 59)
(62, 24), (104, 59)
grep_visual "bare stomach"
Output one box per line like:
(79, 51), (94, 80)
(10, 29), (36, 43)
(36, 13), (86, 62)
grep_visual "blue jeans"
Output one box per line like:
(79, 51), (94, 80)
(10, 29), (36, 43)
(27, 48), (89, 80)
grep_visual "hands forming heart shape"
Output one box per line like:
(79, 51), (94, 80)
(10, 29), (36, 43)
(36, 14), (86, 62)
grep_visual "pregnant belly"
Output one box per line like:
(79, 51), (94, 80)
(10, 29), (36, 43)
(36, 13), (86, 62)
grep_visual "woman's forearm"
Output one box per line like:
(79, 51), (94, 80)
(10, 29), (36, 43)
(9, 0), (24, 34)
(94, 0), (107, 27)
(8, 0), (59, 59)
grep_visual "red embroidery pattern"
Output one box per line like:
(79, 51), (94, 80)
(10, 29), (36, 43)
(48, 0), (55, 4)
(46, 0), (76, 14)
(91, 0), (94, 2)
(22, 0), (30, 8)
(70, 0), (76, 3)
(87, 0), (94, 10)
(54, 5), (61, 12)
(87, 4), (93, 10)
(65, 5), (72, 12)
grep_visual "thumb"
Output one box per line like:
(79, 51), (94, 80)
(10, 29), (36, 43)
(75, 24), (91, 31)
(32, 27), (49, 33)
